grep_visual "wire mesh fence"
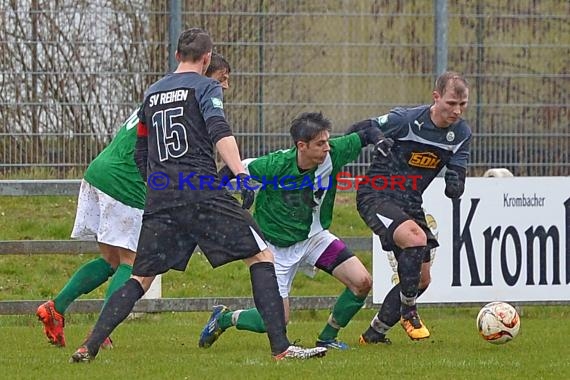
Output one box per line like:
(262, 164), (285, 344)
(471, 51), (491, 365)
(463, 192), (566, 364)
(1, 0), (568, 178)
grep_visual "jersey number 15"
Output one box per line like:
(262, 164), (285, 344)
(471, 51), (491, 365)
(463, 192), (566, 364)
(152, 107), (189, 161)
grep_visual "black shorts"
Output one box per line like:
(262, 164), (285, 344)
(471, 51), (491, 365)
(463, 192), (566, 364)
(132, 193), (267, 277)
(356, 194), (438, 256)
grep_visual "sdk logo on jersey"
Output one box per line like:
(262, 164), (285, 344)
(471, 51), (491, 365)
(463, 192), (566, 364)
(409, 152), (440, 169)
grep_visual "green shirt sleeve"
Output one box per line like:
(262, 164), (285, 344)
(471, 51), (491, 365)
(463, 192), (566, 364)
(329, 133), (363, 170)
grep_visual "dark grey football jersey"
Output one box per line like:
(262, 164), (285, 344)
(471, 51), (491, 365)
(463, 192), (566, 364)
(137, 72), (228, 210)
(360, 104), (472, 201)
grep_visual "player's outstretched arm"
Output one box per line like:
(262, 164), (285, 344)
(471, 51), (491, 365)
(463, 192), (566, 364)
(345, 119), (375, 137)
(345, 119), (393, 156)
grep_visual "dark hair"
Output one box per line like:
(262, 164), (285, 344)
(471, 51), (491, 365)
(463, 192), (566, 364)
(205, 52), (231, 76)
(177, 28), (213, 62)
(434, 71), (469, 96)
(290, 112), (332, 144)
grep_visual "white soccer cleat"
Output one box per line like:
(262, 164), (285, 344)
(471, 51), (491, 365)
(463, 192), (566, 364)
(273, 345), (327, 360)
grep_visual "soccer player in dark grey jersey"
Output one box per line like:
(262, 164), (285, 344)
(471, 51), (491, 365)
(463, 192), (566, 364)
(70, 28), (326, 362)
(352, 71), (472, 343)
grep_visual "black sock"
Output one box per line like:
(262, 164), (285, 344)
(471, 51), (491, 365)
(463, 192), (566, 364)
(85, 278), (145, 356)
(379, 284), (403, 327)
(250, 262), (289, 355)
(378, 284), (428, 328)
(397, 246), (426, 300)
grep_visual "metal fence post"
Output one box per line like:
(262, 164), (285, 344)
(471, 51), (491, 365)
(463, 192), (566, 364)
(434, 0), (448, 77)
(168, 0), (182, 72)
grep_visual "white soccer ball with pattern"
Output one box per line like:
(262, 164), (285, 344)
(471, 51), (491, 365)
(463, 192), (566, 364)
(476, 301), (520, 344)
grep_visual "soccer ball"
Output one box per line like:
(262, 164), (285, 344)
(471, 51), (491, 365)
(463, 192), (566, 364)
(476, 301), (520, 344)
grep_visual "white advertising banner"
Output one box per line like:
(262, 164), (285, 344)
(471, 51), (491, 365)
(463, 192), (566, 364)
(372, 177), (570, 303)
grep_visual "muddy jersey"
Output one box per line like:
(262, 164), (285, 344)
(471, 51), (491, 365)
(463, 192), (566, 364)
(359, 105), (471, 202)
(137, 72), (230, 211)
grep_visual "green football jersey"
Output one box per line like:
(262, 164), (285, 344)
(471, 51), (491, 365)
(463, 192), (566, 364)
(83, 109), (146, 210)
(247, 133), (362, 247)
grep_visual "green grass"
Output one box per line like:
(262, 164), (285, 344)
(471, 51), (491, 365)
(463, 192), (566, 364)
(0, 196), (77, 240)
(0, 250), (367, 300)
(1, 308), (568, 379)
(0, 193), (366, 300)
(1, 195), (569, 379)
(0, 193), (369, 240)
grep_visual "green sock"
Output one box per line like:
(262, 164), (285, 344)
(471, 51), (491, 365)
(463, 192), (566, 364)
(219, 308), (267, 333)
(53, 257), (115, 313)
(102, 263), (133, 308)
(318, 287), (366, 341)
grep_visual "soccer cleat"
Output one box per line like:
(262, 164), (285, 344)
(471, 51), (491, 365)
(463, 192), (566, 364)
(273, 345), (327, 360)
(36, 300), (66, 347)
(198, 305), (228, 348)
(315, 338), (349, 350)
(69, 346), (94, 363)
(358, 334), (392, 345)
(400, 310), (430, 340)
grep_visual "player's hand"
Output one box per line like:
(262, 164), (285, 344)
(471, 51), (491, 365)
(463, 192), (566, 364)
(375, 137), (394, 157)
(237, 173), (255, 209)
(444, 169), (463, 198)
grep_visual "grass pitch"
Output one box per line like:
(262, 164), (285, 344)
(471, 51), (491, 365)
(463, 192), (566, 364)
(1, 196), (569, 379)
(1, 307), (569, 380)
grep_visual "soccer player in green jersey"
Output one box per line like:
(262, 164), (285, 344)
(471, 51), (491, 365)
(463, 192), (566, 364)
(198, 111), (393, 350)
(36, 52), (232, 349)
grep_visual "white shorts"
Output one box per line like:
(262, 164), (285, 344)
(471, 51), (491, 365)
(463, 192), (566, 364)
(71, 180), (143, 252)
(270, 229), (338, 298)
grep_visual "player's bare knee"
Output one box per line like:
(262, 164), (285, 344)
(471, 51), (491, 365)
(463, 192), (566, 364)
(394, 221), (427, 248)
(99, 252), (120, 269)
(342, 267), (372, 296)
(355, 273), (372, 296)
(99, 243), (131, 269)
(405, 230), (427, 247)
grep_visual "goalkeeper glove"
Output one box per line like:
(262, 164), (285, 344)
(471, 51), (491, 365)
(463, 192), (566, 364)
(444, 169), (464, 198)
(375, 137), (394, 157)
(237, 173), (255, 209)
